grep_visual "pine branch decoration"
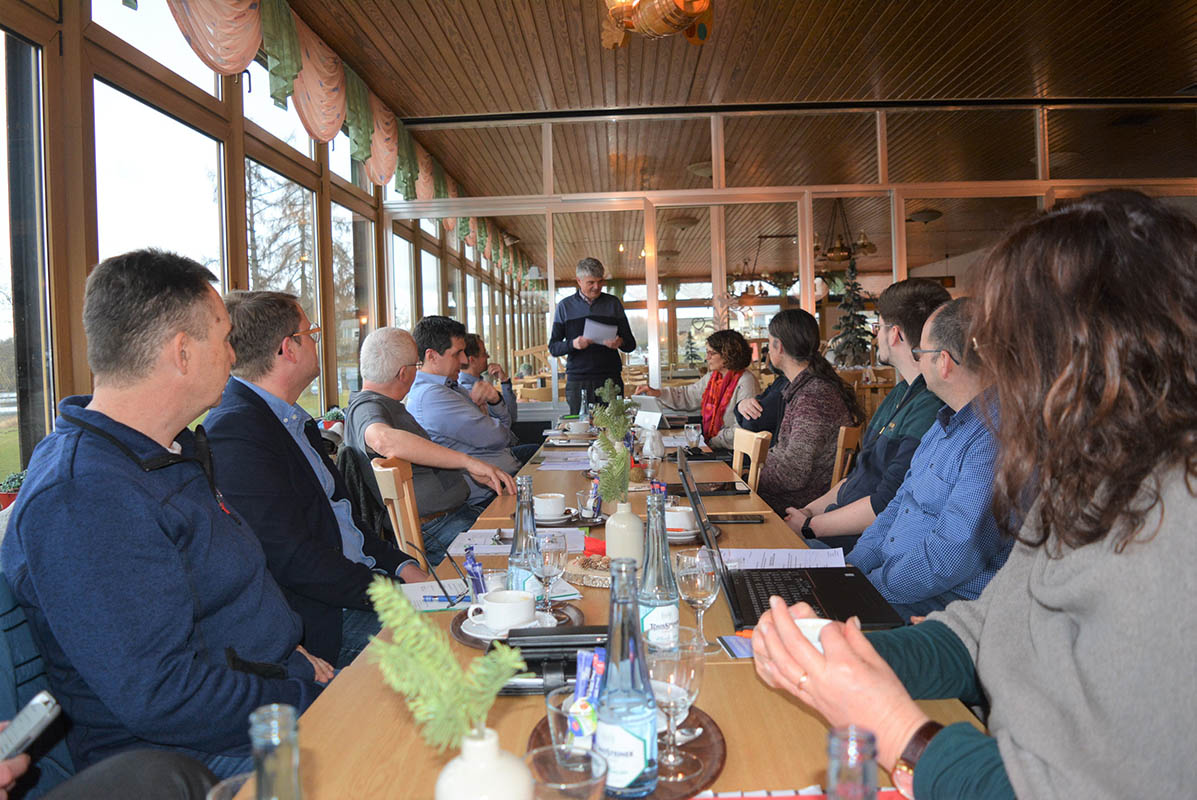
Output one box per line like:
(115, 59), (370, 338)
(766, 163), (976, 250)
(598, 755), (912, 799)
(592, 379), (635, 502)
(367, 576), (526, 751)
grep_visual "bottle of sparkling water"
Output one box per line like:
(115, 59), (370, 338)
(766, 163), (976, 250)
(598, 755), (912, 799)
(637, 492), (679, 648)
(250, 703), (302, 800)
(506, 475), (541, 598)
(827, 725), (878, 799)
(595, 559), (659, 797)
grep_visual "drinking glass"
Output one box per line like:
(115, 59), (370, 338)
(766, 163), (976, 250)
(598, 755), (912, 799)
(683, 423), (702, 449)
(642, 429), (666, 461)
(647, 627), (706, 782)
(525, 746), (607, 800)
(532, 530), (568, 613)
(205, 773), (253, 800)
(642, 456), (662, 482)
(674, 548), (722, 654)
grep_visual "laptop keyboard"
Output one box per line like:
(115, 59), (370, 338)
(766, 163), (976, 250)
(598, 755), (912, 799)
(737, 569), (826, 619)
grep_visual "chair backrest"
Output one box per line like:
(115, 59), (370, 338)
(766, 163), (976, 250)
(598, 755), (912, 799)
(370, 457), (429, 572)
(0, 572), (75, 796)
(519, 386), (553, 402)
(831, 424), (864, 485)
(730, 428), (772, 493)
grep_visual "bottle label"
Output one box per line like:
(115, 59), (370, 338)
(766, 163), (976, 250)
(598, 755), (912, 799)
(639, 603), (679, 648)
(506, 567), (542, 600)
(595, 719), (652, 789)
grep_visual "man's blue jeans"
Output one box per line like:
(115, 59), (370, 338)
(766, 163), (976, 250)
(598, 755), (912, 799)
(420, 502), (484, 566)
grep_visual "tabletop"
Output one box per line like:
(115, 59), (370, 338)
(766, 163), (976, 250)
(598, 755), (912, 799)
(271, 439), (982, 798)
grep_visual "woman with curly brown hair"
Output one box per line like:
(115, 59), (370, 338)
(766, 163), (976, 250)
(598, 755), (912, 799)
(634, 329), (758, 449)
(750, 190), (1197, 799)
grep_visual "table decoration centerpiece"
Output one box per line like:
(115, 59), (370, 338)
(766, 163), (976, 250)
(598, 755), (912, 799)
(592, 380), (644, 566)
(367, 576), (532, 800)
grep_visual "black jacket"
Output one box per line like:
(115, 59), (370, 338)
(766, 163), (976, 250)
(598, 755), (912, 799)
(205, 378), (412, 662)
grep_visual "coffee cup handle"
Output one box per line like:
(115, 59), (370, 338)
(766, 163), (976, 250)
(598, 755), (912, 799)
(467, 604), (486, 622)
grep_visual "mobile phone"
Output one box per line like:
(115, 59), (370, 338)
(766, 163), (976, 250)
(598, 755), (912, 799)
(0, 690), (61, 760)
(707, 514), (765, 524)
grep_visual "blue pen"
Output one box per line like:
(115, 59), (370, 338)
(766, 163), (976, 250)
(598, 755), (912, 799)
(422, 595), (458, 603)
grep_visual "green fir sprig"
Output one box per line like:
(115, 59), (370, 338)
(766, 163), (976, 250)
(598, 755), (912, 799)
(592, 379), (635, 503)
(367, 576), (526, 751)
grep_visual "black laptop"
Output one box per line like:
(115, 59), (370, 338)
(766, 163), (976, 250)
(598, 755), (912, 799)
(676, 450), (905, 632)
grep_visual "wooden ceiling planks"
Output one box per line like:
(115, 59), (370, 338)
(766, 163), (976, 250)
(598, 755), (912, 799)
(887, 109), (1038, 183)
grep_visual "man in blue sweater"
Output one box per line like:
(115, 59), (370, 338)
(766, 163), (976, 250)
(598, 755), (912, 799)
(548, 257), (636, 413)
(0, 250), (325, 779)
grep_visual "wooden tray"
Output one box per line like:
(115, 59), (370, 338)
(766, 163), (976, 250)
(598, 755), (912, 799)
(450, 602), (585, 650)
(526, 706), (725, 799)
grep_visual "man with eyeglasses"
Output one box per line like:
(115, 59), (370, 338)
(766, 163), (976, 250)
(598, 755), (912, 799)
(785, 278), (950, 549)
(342, 326), (516, 567)
(205, 291), (429, 669)
(457, 333), (539, 465)
(841, 297), (1011, 620)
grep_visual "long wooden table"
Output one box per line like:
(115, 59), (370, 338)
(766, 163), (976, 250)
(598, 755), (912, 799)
(285, 442), (982, 797)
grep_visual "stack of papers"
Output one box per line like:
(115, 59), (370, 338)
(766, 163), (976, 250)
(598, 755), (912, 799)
(661, 433), (704, 448)
(536, 452), (590, 471)
(447, 527), (587, 557)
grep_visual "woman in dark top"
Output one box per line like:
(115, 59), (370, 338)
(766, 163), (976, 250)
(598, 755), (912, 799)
(756, 309), (863, 515)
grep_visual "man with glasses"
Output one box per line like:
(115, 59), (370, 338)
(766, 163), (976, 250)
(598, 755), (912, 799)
(343, 326), (515, 567)
(842, 297), (1011, 620)
(205, 291), (429, 669)
(786, 278), (950, 549)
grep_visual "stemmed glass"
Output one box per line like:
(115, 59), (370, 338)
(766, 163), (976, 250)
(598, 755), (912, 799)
(674, 548), (722, 654)
(683, 423), (702, 449)
(532, 530), (568, 615)
(647, 627), (706, 782)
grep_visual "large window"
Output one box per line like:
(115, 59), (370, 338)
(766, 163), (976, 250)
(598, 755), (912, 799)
(480, 281), (492, 352)
(242, 59), (312, 157)
(331, 202), (373, 406)
(91, 0), (218, 96)
(245, 158), (321, 413)
(446, 264), (463, 324)
(392, 233), (414, 330)
(421, 250), (441, 316)
(465, 272), (478, 332)
(330, 128), (370, 192)
(94, 81), (225, 283)
(0, 32), (52, 475)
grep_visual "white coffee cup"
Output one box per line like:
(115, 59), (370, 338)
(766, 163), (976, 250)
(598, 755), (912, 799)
(567, 420), (590, 434)
(467, 589), (535, 632)
(664, 505), (696, 531)
(534, 493), (566, 518)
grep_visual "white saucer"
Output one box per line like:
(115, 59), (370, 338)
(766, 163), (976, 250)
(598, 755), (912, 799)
(666, 526), (721, 544)
(460, 610), (557, 640)
(535, 508), (577, 524)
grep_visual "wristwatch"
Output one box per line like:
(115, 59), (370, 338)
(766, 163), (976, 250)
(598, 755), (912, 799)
(891, 721), (944, 799)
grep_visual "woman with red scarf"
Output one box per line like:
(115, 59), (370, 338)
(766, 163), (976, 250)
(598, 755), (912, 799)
(634, 330), (759, 450)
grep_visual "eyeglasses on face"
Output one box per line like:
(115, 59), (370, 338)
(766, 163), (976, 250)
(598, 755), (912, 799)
(911, 346), (960, 365)
(292, 325), (321, 344)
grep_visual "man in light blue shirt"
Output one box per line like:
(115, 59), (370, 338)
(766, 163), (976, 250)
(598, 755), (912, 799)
(407, 316), (522, 505)
(846, 298), (1011, 621)
(458, 332), (538, 465)
(206, 291), (428, 668)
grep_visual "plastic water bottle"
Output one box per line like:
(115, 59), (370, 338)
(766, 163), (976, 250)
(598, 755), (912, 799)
(637, 492), (679, 648)
(827, 725), (878, 799)
(250, 704), (302, 800)
(595, 559), (659, 797)
(506, 475), (541, 598)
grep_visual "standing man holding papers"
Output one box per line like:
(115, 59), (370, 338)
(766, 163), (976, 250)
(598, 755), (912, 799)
(549, 257), (636, 413)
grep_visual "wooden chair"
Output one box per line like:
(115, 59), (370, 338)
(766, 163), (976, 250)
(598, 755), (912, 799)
(370, 456), (430, 572)
(519, 386), (552, 402)
(831, 425), (864, 485)
(730, 428), (772, 492)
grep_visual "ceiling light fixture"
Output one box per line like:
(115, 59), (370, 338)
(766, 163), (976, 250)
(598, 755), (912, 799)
(603, 0), (711, 47)
(618, 242), (625, 253)
(818, 198), (876, 263)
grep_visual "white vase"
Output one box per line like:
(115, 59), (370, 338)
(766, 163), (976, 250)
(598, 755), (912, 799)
(435, 727), (532, 800)
(604, 501), (644, 568)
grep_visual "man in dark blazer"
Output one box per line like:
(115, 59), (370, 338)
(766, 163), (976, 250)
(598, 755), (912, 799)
(205, 291), (428, 668)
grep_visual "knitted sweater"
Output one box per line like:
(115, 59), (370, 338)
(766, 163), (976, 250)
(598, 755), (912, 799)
(756, 371), (854, 514)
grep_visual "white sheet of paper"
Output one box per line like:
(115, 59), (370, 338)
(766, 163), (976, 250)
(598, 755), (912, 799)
(661, 434), (705, 448)
(582, 318), (619, 345)
(401, 579), (471, 612)
(634, 410), (663, 430)
(719, 547), (846, 570)
(448, 528), (587, 557)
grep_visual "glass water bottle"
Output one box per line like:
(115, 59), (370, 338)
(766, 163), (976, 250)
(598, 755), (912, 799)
(637, 492), (680, 647)
(506, 475), (541, 597)
(250, 703), (302, 800)
(827, 725), (878, 800)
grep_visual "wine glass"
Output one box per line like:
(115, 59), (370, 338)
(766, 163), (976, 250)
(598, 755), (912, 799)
(532, 530), (568, 614)
(642, 428), (666, 462)
(683, 423), (702, 449)
(674, 547), (722, 654)
(647, 627), (706, 782)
